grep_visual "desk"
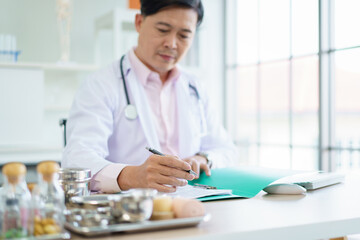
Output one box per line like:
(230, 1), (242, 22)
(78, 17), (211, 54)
(72, 172), (360, 240)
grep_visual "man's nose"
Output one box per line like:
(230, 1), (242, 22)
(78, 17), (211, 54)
(164, 33), (177, 49)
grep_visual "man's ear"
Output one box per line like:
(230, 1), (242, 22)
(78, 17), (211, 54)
(135, 14), (144, 33)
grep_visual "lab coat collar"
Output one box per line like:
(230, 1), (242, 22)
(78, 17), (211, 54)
(176, 75), (193, 158)
(118, 51), (190, 156)
(128, 48), (152, 87)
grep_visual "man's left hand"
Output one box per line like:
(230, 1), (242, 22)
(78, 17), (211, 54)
(182, 155), (211, 179)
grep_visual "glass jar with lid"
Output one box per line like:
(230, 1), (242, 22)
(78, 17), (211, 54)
(0, 186), (2, 237)
(0, 162), (32, 239)
(58, 168), (91, 204)
(32, 161), (65, 237)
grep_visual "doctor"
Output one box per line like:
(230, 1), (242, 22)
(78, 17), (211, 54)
(62, 0), (237, 193)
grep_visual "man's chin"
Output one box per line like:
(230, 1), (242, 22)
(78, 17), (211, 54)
(155, 64), (176, 72)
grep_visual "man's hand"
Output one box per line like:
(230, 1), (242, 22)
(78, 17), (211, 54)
(182, 155), (211, 179)
(117, 154), (195, 192)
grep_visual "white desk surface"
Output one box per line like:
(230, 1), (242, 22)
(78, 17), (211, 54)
(72, 171), (360, 240)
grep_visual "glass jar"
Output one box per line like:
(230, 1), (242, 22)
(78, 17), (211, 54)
(32, 161), (65, 237)
(0, 162), (32, 239)
(58, 168), (91, 204)
(0, 187), (2, 237)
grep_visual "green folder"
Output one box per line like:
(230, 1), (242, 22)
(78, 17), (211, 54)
(189, 167), (299, 201)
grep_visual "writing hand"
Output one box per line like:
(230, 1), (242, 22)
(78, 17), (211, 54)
(182, 155), (211, 179)
(117, 154), (195, 192)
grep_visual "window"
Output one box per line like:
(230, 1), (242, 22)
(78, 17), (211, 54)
(225, 0), (360, 172)
(333, 0), (360, 170)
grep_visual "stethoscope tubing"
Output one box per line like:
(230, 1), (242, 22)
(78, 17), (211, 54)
(120, 55), (131, 106)
(121, 55), (201, 105)
(120, 54), (207, 135)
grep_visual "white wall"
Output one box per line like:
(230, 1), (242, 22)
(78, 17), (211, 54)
(0, 69), (44, 145)
(199, 0), (225, 119)
(0, 0), (127, 63)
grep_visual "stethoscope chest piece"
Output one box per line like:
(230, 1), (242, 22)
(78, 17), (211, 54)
(124, 104), (138, 120)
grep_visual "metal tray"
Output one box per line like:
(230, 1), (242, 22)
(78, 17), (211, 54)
(33, 232), (71, 240)
(65, 214), (211, 237)
(6, 232), (71, 240)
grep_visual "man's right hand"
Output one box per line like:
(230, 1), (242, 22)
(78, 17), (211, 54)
(117, 154), (195, 192)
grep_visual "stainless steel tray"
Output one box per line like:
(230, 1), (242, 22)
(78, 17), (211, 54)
(33, 232), (71, 240)
(7, 232), (71, 240)
(65, 214), (211, 237)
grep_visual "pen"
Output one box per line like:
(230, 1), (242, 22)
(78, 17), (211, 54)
(193, 183), (217, 189)
(145, 147), (198, 177)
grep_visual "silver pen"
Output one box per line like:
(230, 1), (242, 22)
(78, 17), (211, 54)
(145, 147), (198, 177)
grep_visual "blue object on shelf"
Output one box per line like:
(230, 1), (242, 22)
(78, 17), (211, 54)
(0, 50), (21, 62)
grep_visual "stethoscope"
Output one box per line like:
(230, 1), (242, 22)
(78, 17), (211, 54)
(120, 55), (138, 120)
(120, 55), (207, 136)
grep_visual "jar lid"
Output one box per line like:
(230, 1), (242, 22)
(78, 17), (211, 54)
(2, 162), (26, 183)
(59, 168), (91, 182)
(37, 161), (60, 175)
(37, 161), (60, 182)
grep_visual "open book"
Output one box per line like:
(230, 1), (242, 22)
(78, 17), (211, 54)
(167, 184), (232, 199)
(168, 167), (302, 201)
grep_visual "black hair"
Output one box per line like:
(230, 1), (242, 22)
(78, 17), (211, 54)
(140, 0), (204, 27)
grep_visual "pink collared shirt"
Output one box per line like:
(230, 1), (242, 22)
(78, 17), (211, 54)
(128, 49), (180, 155)
(92, 48), (180, 192)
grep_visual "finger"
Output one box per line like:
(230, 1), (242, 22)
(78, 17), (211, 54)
(157, 155), (192, 171)
(200, 163), (211, 176)
(182, 158), (199, 178)
(157, 164), (195, 181)
(149, 182), (176, 193)
(156, 174), (188, 187)
(182, 158), (191, 165)
(189, 159), (201, 179)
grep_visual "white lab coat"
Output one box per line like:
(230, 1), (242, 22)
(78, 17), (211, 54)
(62, 51), (237, 181)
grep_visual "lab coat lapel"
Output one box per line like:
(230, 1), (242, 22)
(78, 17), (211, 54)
(176, 76), (193, 158)
(123, 57), (161, 150)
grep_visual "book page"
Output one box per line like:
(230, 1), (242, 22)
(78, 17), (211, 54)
(167, 185), (232, 199)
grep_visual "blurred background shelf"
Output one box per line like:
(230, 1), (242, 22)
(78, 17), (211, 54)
(0, 62), (98, 72)
(0, 145), (62, 164)
(0, 63), (97, 167)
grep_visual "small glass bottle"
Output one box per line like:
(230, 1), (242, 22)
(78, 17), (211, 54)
(0, 187), (2, 238)
(0, 162), (32, 239)
(32, 161), (65, 237)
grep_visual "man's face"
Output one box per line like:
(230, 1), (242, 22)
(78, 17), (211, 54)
(135, 7), (198, 74)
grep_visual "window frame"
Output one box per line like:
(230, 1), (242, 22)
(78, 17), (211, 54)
(225, 0), (360, 171)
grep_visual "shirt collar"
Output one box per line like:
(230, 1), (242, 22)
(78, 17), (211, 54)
(128, 47), (181, 87)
